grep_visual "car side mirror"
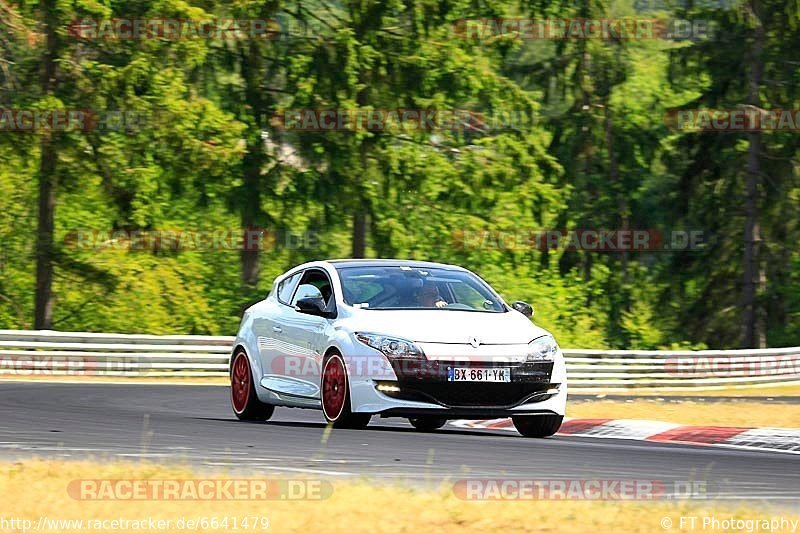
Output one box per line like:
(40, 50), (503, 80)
(512, 300), (534, 318)
(296, 296), (330, 317)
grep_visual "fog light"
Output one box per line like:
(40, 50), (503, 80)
(376, 383), (401, 393)
(546, 386), (560, 394)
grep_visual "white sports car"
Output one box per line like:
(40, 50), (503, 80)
(230, 259), (567, 437)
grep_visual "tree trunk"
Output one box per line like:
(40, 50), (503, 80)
(351, 69), (370, 260)
(35, 136), (56, 329)
(240, 132), (264, 286)
(34, 0), (58, 330)
(604, 104), (628, 283)
(742, 0), (765, 348)
(239, 41), (268, 287)
(352, 213), (366, 258)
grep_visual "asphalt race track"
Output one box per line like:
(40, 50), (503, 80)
(0, 382), (797, 504)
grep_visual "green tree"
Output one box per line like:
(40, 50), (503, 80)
(663, 0), (800, 347)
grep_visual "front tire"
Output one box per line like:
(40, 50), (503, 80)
(512, 414), (563, 438)
(408, 416), (447, 432)
(321, 352), (371, 429)
(231, 350), (274, 421)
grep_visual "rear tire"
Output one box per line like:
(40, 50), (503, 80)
(512, 414), (563, 438)
(408, 416), (447, 432)
(231, 350), (274, 421)
(321, 352), (371, 429)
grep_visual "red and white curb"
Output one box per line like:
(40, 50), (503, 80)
(450, 418), (800, 454)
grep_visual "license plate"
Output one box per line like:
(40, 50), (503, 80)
(447, 367), (511, 382)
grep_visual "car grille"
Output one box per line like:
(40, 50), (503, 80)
(385, 382), (557, 408)
(379, 360), (556, 408)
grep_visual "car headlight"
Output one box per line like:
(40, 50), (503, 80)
(526, 335), (559, 362)
(355, 332), (425, 359)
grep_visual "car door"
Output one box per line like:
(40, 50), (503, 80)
(254, 270), (305, 395)
(275, 268), (337, 399)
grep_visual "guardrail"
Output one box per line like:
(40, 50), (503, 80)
(0, 330), (232, 378)
(1, 330), (798, 390)
(565, 347), (800, 390)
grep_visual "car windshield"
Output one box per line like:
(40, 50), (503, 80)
(336, 265), (506, 312)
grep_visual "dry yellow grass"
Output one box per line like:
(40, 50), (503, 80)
(582, 383), (800, 397)
(568, 400), (800, 428)
(702, 383), (800, 396)
(0, 460), (797, 532)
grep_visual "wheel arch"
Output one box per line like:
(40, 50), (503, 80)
(231, 342), (259, 377)
(324, 345), (342, 357)
(231, 343), (246, 371)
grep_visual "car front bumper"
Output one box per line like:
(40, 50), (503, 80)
(348, 354), (567, 418)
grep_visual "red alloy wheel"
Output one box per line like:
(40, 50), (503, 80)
(322, 355), (347, 421)
(231, 351), (251, 414)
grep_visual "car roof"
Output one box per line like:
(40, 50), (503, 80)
(325, 258), (467, 271)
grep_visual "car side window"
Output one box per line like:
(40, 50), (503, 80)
(277, 272), (301, 305)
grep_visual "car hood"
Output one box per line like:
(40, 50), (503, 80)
(342, 308), (550, 345)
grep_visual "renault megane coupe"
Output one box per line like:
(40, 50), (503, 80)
(230, 259), (567, 437)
